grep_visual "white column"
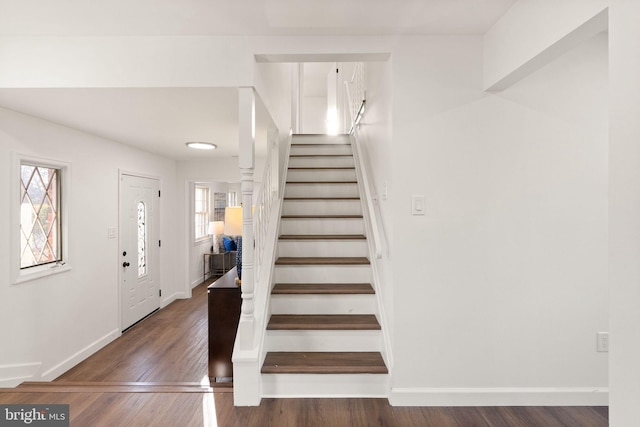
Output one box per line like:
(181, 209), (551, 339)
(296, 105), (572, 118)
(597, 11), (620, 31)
(237, 87), (255, 350)
(610, 1), (640, 424)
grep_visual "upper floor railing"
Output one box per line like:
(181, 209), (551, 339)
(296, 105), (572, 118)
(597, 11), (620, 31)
(345, 62), (366, 134)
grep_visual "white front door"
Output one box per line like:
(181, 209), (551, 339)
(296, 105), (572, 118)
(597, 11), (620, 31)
(120, 174), (160, 330)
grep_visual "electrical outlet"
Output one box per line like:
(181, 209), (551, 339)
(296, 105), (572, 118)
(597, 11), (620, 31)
(596, 332), (609, 352)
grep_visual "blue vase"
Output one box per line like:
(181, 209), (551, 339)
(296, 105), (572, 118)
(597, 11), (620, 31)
(236, 236), (242, 280)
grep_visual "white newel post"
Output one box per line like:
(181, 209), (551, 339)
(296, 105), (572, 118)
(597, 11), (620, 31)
(237, 87), (256, 349)
(233, 87), (261, 406)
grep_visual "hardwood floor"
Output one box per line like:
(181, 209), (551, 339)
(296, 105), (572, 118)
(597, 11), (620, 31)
(56, 280), (211, 383)
(0, 279), (609, 426)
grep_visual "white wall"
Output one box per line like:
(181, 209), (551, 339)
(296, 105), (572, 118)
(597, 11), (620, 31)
(388, 33), (608, 405)
(0, 36), (255, 88)
(355, 60), (394, 351)
(484, 0), (608, 90)
(301, 97), (326, 134)
(609, 1), (640, 424)
(0, 107), (179, 385)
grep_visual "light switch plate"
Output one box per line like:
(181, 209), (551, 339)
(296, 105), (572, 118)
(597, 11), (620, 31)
(108, 227), (117, 239)
(411, 195), (425, 215)
(596, 332), (609, 352)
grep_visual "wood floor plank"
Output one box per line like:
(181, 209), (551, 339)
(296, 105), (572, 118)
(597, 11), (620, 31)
(261, 352), (388, 374)
(54, 280), (212, 383)
(13, 382), (212, 393)
(271, 283), (374, 295)
(267, 314), (380, 330)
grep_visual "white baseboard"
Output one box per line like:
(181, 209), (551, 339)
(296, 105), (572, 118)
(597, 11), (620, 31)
(40, 329), (120, 381)
(161, 292), (184, 308)
(0, 362), (42, 388)
(389, 387), (609, 407)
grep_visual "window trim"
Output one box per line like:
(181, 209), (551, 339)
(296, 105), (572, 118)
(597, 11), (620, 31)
(194, 184), (210, 243)
(11, 153), (71, 284)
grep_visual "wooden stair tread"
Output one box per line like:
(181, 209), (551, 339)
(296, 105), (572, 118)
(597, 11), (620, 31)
(291, 143), (351, 146)
(275, 257), (370, 265)
(261, 352), (387, 374)
(290, 154), (353, 157)
(286, 181), (357, 184)
(267, 314), (380, 330)
(279, 234), (366, 240)
(283, 197), (360, 200)
(288, 167), (355, 170)
(272, 283), (374, 294)
(281, 215), (363, 219)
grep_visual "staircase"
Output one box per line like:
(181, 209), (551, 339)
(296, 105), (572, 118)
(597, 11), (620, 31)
(261, 134), (388, 397)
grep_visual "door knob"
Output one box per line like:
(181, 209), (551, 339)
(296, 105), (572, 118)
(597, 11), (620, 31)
(123, 262), (130, 267)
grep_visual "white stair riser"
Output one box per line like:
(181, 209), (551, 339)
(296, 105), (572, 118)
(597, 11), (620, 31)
(288, 156), (355, 168)
(292, 135), (350, 145)
(261, 374), (388, 398)
(290, 145), (353, 156)
(278, 240), (368, 258)
(287, 169), (357, 182)
(265, 330), (382, 352)
(270, 294), (376, 314)
(282, 199), (362, 216)
(275, 265), (371, 283)
(280, 218), (365, 235)
(285, 183), (359, 198)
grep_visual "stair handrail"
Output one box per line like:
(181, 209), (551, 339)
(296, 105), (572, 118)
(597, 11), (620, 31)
(344, 66), (382, 259)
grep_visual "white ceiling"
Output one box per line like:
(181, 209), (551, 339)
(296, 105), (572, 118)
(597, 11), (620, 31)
(0, 0), (516, 161)
(0, 88), (246, 161)
(0, 0), (516, 36)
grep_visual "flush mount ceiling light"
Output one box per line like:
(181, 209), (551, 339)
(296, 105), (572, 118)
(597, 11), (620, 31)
(186, 142), (217, 150)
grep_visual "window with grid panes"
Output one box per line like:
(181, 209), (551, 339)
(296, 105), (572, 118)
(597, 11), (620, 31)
(194, 185), (210, 241)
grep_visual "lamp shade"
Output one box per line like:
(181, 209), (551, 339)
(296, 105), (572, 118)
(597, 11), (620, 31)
(208, 221), (224, 235)
(224, 207), (243, 236)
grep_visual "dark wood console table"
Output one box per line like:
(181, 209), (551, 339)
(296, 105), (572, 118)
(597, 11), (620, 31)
(208, 266), (241, 383)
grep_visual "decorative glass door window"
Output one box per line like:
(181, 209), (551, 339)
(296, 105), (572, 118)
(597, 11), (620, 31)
(20, 164), (61, 269)
(137, 201), (147, 277)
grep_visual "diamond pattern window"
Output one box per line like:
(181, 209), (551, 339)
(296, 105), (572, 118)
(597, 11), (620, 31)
(20, 164), (61, 269)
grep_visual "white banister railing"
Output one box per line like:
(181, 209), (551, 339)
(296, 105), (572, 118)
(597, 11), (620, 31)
(344, 64), (382, 259)
(345, 62), (366, 134)
(233, 125), (290, 406)
(254, 127), (280, 267)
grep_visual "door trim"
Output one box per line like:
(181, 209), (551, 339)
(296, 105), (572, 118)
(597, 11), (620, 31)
(118, 170), (162, 333)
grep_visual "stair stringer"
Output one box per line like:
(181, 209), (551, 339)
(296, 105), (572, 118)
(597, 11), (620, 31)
(349, 132), (394, 381)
